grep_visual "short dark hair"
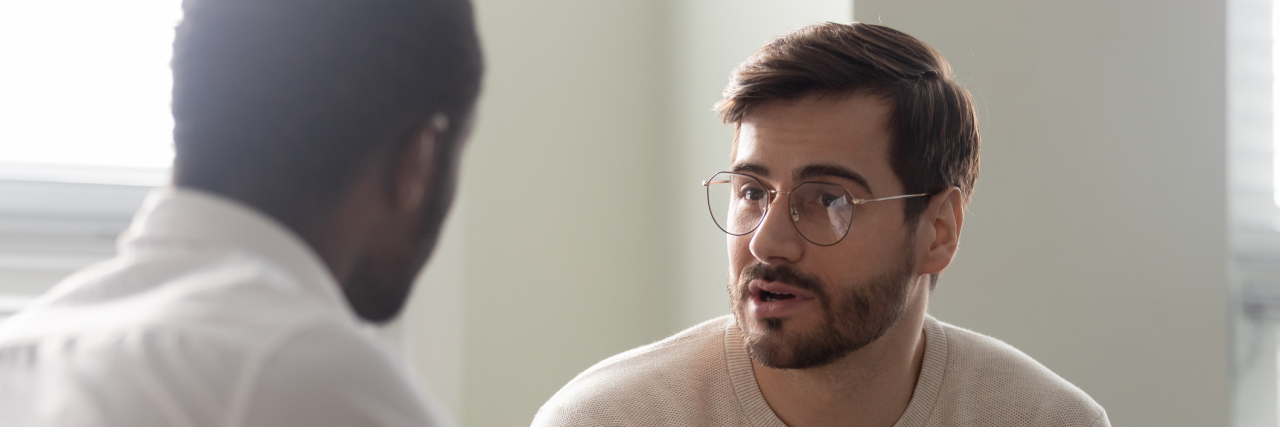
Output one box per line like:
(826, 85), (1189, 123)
(172, 0), (483, 225)
(716, 22), (979, 225)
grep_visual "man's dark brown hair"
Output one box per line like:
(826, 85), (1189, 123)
(716, 22), (980, 225)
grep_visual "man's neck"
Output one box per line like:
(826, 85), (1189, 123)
(751, 303), (929, 427)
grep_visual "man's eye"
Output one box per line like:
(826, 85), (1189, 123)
(741, 187), (766, 201)
(819, 193), (847, 207)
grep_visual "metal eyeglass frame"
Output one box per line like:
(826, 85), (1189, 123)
(702, 171), (930, 246)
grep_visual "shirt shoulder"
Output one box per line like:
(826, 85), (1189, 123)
(533, 316), (749, 427)
(238, 322), (452, 427)
(926, 319), (1109, 427)
(0, 255), (387, 427)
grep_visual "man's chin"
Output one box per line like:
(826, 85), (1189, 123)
(742, 326), (820, 369)
(735, 313), (855, 370)
(737, 310), (817, 334)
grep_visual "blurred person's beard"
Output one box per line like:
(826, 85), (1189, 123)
(343, 137), (463, 324)
(730, 241), (914, 370)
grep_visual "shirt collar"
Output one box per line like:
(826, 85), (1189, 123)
(119, 186), (357, 322)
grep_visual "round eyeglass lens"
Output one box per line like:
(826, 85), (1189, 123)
(706, 172), (766, 235)
(790, 182), (855, 245)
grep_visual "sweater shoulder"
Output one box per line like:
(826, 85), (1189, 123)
(581, 315), (731, 377)
(533, 316), (745, 426)
(930, 319), (1109, 426)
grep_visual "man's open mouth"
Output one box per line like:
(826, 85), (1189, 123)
(759, 290), (796, 302)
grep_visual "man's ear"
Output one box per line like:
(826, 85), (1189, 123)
(917, 187), (964, 275)
(392, 114), (449, 212)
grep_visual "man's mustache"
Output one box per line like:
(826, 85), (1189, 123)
(738, 263), (828, 299)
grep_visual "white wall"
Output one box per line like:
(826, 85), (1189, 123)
(401, 202), (468, 418)
(459, 1), (671, 425)
(856, 1), (1230, 425)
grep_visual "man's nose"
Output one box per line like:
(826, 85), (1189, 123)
(748, 196), (804, 265)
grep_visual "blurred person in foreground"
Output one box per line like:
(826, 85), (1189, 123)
(535, 22), (1108, 427)
(0, 0), (481, 425)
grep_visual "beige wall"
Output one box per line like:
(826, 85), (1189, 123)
(459, 1), (671, 425)
(855, 1), (1230, 426)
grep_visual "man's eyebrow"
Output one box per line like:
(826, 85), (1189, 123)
(796, 164), (873, 195)
(730, 163), (770, 177)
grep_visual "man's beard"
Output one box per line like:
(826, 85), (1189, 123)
(341, 140), (461, 324)
(730, 242), (915, 370)
(342, 200), (449, 324)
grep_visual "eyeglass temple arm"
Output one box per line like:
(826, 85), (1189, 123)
(854, 193), (930, 204)
(702, 178), (929, 203)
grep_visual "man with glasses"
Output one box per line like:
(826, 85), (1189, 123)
(534, 22), (1108, 426)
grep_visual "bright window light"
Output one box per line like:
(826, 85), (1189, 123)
(1274, 0), (1280, 207)
(0, 1), (181, 184)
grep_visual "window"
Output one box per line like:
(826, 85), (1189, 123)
(0, 1), (181, 318)
(1235, 0), (1280, 424)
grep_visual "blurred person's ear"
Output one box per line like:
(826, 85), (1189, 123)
(391, 114), (450, 213)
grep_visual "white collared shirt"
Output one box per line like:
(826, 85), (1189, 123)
(0, 187), (453, 427)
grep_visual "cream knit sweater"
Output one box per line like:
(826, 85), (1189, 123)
(533, 315), (1109, 426)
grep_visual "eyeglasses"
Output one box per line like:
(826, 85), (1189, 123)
(702, 171), (929, 246)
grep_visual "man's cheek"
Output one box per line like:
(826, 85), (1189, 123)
(727, 235), (752, 261)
